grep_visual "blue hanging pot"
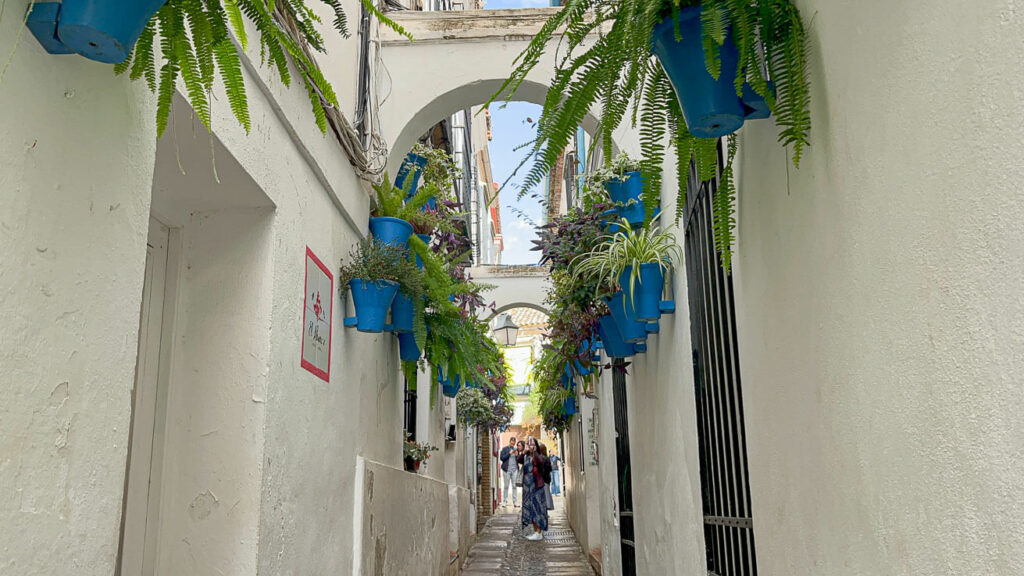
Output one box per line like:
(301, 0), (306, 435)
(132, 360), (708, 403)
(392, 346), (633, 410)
(651, 7), (745, 139)
(620, 263), (665, 322)
(605, 293), (648, 344)
(369, 217), (414, 249)
(596, 314), (637, 358)
(742, 81), (775, 120)
(396, 153), (428, 197)
(390, 291), (415, 333)
(398, 332), (422, 362)
(414, 234), (430, 269)
(349, 279), (400, 333)
(563, 396), (579, 416)
(440, 372), (462, 398)
(604, 172), (646, 226)
(57, 0), (168, 64)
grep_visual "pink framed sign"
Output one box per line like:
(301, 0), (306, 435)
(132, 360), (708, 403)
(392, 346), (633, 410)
(301, 247), (333, 382)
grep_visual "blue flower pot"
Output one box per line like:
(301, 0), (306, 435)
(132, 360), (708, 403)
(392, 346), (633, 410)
(620, 263), (665, 322)
(575, 358), (592, 377)
(26, 3), (75, 55)
(390, 292), (415, 333)
(414, 234), (431, 269)
(605, 293), (648, 344)
(396, 153), (428, 197)
(604, 172), (646, 226)
(440, 372), (462, 398)
(742, 81), (775, 120)
(369, 217), (414, 249)
(651, 7), (745, 139)
(596, 314), (638, 358)
(349, 279), (400, 333)
(562, 396), (578, 416)
(57, 0), (168, 64)
(398, 332), (422, 361)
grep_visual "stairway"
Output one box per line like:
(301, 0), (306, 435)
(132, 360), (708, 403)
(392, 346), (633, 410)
(460, 504), (594, 575)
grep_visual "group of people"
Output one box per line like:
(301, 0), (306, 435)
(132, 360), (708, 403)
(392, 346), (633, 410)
(499, 436), (562, 541)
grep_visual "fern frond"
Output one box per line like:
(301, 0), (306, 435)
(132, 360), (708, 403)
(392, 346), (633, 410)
(712, 134), (737, 272)
(222, 0), (249, 49)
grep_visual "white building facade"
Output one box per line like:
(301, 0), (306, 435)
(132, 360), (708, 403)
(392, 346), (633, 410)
(2, 2), (1024, 576)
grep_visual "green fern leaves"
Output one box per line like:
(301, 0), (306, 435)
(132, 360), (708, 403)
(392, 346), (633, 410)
(116, 0), (409, 138)
(492, 0), (812, 272)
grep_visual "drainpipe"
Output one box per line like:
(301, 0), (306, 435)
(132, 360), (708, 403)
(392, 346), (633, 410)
(354, 2), (372, 146)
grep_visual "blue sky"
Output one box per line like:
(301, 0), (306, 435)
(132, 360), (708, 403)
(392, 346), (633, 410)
(483, 0), (550, 8)
(483, 0), (550, 265)
(487, 101), (544, 265)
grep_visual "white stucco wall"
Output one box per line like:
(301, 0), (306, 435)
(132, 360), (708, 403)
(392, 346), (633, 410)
(729, 1), (1024, 574)
(354, 459), (451, 576)
(0, 2), (156, 572)
(0, 2), (473, 574)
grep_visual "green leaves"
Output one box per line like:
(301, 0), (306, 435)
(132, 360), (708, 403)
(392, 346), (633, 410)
(571, 217), (682, 302)
(712, 134), (737, 272)
(493, 0), (812, 272)
(117, 0), (411, 138)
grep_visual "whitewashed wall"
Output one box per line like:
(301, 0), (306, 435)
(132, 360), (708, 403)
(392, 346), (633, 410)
(0, 2), (157, 572)
(730, 1), (1024, 574)
(603, 1), (1024, 576)
(0, 1), (473, 574)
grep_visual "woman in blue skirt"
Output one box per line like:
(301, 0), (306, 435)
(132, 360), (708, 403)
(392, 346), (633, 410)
(519, 437), (550, 540)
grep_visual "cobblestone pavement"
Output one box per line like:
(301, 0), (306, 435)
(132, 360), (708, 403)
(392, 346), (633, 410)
(460, 500), (594, 575)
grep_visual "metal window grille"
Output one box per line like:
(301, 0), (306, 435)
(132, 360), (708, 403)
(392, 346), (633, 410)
(612, 361), (637, 575)
(683, 146), (758, 576)
(404, 378), (417, 441)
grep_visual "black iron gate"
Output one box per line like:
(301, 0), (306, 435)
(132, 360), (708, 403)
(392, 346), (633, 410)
(611, 360), (637, 575)
(683, 151), (758, 576)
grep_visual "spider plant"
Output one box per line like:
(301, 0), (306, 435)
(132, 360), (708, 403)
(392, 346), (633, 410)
(571, 217), (682, 303)
(114, 0), (410, 137)
(488, 0), (809, 272)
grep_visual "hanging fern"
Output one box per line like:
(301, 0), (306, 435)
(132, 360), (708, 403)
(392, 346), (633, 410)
(489, 0), (812, 271)
(116, 0), (410, 137)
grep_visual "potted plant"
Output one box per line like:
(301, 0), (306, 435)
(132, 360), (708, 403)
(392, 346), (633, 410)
(455, 375), (514, 431)
(438, 368), (462, 399)
(596, 314), (641, 359)
(339, 238), (420, 333)
(573, 218), (682, 323)
(395, 150), (429, 199)
(586, 154), (649, 226)
(371, 175), (454, 248)
(487, 0), (810, 272)
(403, 432), (437, 473)
(24, 0), (410, 138)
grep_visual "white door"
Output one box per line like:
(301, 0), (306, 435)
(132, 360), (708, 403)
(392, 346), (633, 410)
(117, 218), (175, 576)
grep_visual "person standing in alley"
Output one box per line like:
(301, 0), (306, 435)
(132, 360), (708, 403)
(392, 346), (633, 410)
(520, 437), (550, 540)
(549, 451), (562, 496)
(499, 436), (520, 507)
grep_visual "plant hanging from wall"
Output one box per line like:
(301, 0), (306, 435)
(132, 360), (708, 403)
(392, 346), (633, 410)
(339, 237), (423, 333)
(488, 0), (810, 271)
(455, 368), (514, 431)
(113, 0), (410, 137)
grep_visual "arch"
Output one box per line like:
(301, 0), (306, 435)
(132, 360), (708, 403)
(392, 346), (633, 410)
(487, 301), (550, 321)
(467, 266), (550, 320)
(377, 11), (622, 175)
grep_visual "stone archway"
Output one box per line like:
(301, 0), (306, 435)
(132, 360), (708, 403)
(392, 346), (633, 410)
(468, 265), (550, 320)
(377, 8), (621, 175)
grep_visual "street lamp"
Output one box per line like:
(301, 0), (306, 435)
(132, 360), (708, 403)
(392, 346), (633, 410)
(492, 314), (519, 347)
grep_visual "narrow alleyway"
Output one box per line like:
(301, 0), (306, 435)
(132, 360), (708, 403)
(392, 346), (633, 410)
(460, 505), (594, 575)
